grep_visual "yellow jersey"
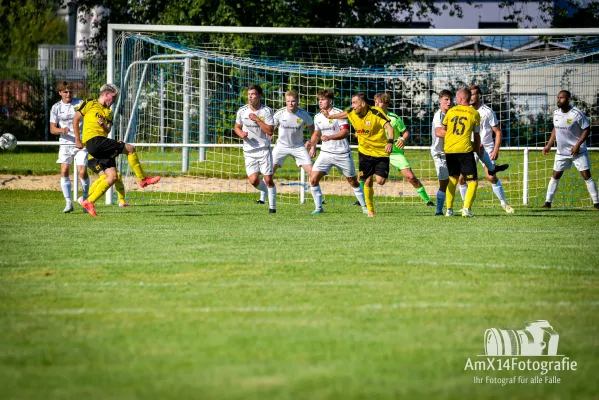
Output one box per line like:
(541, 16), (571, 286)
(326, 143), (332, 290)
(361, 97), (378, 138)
(76, 99), (114, 144)
(347, 106), (391, 158)
(442, 105), (480, 154)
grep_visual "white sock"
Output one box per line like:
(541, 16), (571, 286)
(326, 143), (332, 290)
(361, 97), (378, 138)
(436, 190), (446, 214)
(353, 185), (366, 207)
(546, 178), (559, 203)
(491, 180), (507, 206)
(311, 185), (323, 209)
(267, 185), (276, 210)
(257, 180), (267, 194)
(60, 177), (72, 201)
(80, 177), (90, 199)
(480, 150), (495, 171)
(459, 184), (468, 202)
(585, 178), (599, 203)
(259, 179), (267, 202)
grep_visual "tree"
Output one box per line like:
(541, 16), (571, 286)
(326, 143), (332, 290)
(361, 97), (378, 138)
(0, 0), (67, 61)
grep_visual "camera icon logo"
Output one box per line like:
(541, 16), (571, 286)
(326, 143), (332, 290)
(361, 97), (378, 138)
(484, 320), (559, 356)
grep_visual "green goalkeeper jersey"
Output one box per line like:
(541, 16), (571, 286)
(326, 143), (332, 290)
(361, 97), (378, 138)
(387, 111), (407, 155)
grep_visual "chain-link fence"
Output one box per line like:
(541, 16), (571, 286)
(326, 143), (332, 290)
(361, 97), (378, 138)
(0, 57), (107, 143)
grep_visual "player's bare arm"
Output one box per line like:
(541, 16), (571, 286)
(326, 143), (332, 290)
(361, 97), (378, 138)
(249, 113), (274, 136)
(305, 124), (315, 149)
(490, 124), (502, 160)
(321, 110), (348, 119)
(321, 128), (349, 142)
(437, 125), (447, 138)
(50, 122), (69, 135)
(308, 130), (322, 157)
(542, 128), (556, 155)
(234, 122), (248, 139)
(73, 111), (83, 148)
(383, 122), (394, 153)
(571, 128), (590, 156)
(473, 129), (481, 154)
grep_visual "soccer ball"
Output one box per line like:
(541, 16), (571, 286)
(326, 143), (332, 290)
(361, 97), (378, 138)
(0, 133), (17, 151)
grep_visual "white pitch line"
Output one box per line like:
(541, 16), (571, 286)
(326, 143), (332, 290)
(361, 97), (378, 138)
(406, 260), (598, 271)
(6, 301), (599, 316)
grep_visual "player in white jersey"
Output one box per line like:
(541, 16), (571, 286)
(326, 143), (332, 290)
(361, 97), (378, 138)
(308, 89), (367, 215)
(431, 90), (453, 216)
(49, 81), (89, 213)
(234, 84), (277, 213)
(465, 85), (514, 213)
(542, 90), (598, 209)
(256, 90), (315, 204)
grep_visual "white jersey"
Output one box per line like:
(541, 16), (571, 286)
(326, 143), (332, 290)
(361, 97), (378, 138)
(553, 106), (590, 156)
(475, 104), (499, 151)
(313, 107), (350, 154)
(273, 107), (313, 148)
(431, 109), (445, 155)
(50, 98), (83, 145)
(235, 104), (275, 152)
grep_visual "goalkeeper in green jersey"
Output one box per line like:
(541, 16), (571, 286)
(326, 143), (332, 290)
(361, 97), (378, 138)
(373, 92), (434, 207)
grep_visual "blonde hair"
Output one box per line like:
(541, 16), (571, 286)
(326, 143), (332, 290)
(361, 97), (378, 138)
(56, 81), (74, 92)
(374, 92), (390, 105)
(285, 90), (298, 99)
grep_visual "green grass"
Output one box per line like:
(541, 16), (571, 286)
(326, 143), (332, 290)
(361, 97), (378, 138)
(0, 190), (598, 399)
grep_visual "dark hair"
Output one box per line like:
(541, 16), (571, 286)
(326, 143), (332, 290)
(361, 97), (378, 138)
(558, 90), (572, 99)
(352, 92), (367, 103)
(469, 85), (482, 95)
(248, 84), (263, 96)
(317, 89), (334, 100)
(439, 89), (453, 99)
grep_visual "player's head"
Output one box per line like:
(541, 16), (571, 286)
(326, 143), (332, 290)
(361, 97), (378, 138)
(557, 90), (571, 109)
(456, 88), (471, 106)
(248, 84), (263, 107)
(99, 83), (119, 107)
(374, 92), (390, 109)
(57, 81), (74, 103)
(438, 89), (453, 113)
(317, 89), (334, 111)
(351, 92), (368, 115)
(469, 85), (482, 106)
(285, 90), (299, 113)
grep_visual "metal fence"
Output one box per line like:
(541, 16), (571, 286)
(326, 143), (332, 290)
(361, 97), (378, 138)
(0, 56), (107, 142)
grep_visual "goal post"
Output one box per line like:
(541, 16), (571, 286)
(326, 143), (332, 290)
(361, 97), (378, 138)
(105, 25), (599, 208)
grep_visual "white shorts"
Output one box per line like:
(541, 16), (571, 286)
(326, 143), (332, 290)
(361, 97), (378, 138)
(313, 151), (356, 177)
(554, 152), (591, 172)
(244, 148), (273, 176)
(272, 145), (312, 167)
(431, 151), (449, 181)
(474, 148), (496, 170)
(56, 145), (88, 166)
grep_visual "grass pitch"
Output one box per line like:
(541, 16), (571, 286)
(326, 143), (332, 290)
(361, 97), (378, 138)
(0, 190), (598, 399)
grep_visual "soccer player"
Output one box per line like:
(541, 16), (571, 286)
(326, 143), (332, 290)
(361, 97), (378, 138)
(86, 155), (130, 208)
(49, 81), (89, 213)
(431, 89), (453, 216)
(74, 83), (161, 217)
(324, 92), (395, 217)
(465, 85), (514, 213)
(308, 89), (367, 215)
(234, 84), (277, 213)
(256, 90), (315, 204)
(541, 90), (599, 209)
(373, 92), (434, 208)
(438, 87), (480, 218)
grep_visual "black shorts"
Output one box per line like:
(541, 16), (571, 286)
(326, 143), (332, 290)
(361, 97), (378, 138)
(85, 136), (126, 160)
(446, 152), (478, 180)
(358, 152), (390, 181)
(87, 157), (116, 173)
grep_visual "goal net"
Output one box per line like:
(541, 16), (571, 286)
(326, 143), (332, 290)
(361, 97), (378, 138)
(108, 26), (599, 209)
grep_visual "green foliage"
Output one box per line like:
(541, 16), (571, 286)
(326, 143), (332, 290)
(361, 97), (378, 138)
(0, 0), (67, 61)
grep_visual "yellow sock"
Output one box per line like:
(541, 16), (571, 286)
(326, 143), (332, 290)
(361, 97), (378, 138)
(464, 180), (478, 209)
(89, 175), (106, 195)
(127, 152), (146, 180)
(446, 176), (457, 209)
(87, 179), (111, 203)
(115, 173), (126, 203)
(364, 185), (374, 212)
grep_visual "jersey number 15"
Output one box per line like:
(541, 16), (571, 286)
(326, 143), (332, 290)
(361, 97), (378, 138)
(450, 116), (467, 135)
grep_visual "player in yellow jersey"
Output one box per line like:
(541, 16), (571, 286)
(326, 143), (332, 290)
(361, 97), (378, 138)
(73, 83), (160, 216)
(85, 155), (130, 208)
(324, 92), (395, 217)
(438, 88), (481, 218)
